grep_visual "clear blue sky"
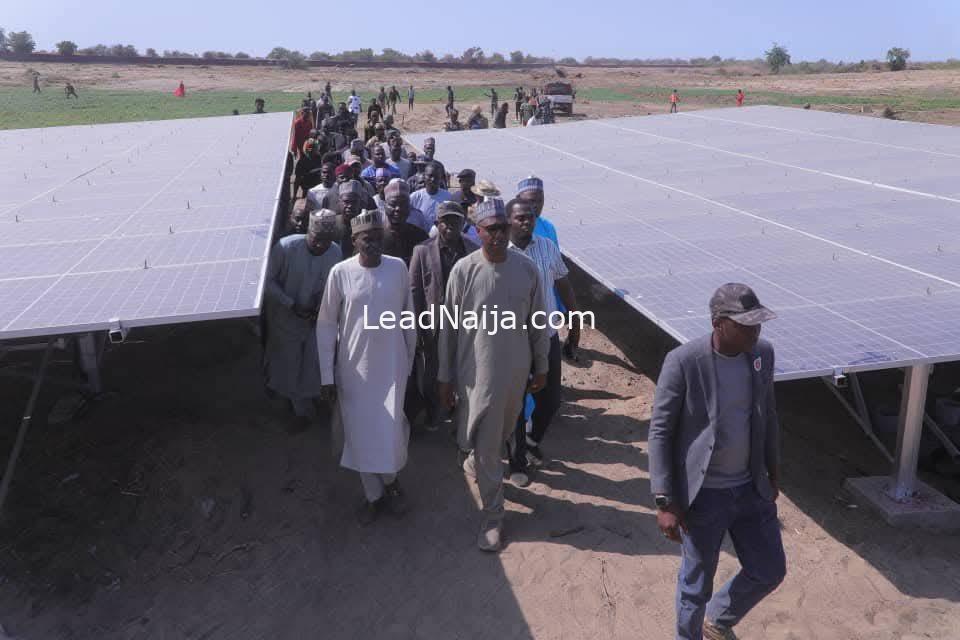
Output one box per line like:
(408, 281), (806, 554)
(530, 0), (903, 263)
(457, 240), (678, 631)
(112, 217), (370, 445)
(5, 0), (958, 61)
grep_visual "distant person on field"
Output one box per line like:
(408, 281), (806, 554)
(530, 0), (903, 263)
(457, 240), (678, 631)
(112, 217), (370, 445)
(407, 85), (415, 111)
(389, 85), (400, 115)
(670, 89), (680, 113)
(649, 283), (785, 640)
(483, 88), (498, 117)
(316, 210), (416, 525)
(514, 87), (524, 122)
(174, 81), (186, 98)
(264, 209), (341, 427)
(255, 97), (266, 113)
(324, 81), (332, 99)
(444, 108), (463, 131)
(494, 102), (509, 129)
(467, 105), (488, 130)
(520, 98), (536, 126)
(736, 89), (745, 107)
(64, 83), (78, 99)
(377, 86), (387, 111)
(347, 90), (362, 125)
(32, 73), (41, 93)
(446, 85), (455, 116)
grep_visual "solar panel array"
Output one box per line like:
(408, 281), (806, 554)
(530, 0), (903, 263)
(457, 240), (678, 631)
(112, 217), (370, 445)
(408, 106), (960, 380)
(0, 113), (291, 340)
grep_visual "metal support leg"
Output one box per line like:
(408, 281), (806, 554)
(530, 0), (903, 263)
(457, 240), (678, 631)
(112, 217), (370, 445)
(887, 363), (931, 502)
(77, 332), (103, 394)
(0, 340), (55, 515)
(821, 374), (893, 463)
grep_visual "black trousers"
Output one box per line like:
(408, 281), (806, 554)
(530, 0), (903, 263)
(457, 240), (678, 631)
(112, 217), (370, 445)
(510, 334), (562, 471)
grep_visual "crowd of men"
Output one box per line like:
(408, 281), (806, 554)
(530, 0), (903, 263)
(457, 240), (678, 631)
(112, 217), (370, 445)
(267, 89), (784, 640)
(272, 98), (582, 554)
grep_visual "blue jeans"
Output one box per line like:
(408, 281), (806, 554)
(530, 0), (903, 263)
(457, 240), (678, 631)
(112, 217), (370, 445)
(676, 484), (786, 640)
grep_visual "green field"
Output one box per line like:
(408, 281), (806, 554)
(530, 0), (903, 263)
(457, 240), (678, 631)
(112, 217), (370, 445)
(1, 85), (957, 130)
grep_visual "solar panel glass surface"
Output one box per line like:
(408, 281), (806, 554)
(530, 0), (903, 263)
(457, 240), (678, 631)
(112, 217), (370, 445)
(408, 107), (960, 379)
(0, 113), (290, 339)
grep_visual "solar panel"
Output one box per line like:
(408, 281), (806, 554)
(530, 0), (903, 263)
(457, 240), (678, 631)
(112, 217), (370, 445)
(0, 113), (291, 340)
(408, 106), (960, 380)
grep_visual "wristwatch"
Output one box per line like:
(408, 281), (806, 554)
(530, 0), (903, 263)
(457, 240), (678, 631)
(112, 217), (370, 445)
(654, 494), (672, 510)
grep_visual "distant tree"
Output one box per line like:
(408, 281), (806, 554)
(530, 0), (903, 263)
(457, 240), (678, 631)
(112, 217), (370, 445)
(80, 44), (108, 56)
(145, 48), (158, 57)
(235, 51), (251, 59)
(558, 56), (578, 65)
(709, 55), (722, 64)
(488, 52), (506, 64)
(0, 29), (7, 53)
(379, 48), (408, 62)
(336, 48), (375, 62)
(509, 50), (524, 64)
(415, 50), (436, 63)
(110, 44), (139, 57)
(440, 53), (456, 63)
(461, 47), (484, 63)
(267, 47), (292, 60)
(163, 49), (196, 58)
(202, 51), (233, 59)
(8, 31), (36, 54)
(764, 42), (791, 73)
(887, 47), (910, 71)
(285, 50), (307, 68)
(308, 51), (330, 61)
(56, 40), (78, 56)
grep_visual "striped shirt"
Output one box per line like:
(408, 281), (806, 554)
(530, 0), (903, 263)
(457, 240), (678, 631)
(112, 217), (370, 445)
(510, 235), (568, 337)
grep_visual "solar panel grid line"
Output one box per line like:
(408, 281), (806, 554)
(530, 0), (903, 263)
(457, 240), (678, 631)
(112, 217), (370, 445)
(591, 120), (960, 206)
(407, 107), (960, 379)
(0, 113), (291, 340)
(680, 110), (960, 160)
(536, 158), (928, 362)
(0, 134), (225, 333)
(501, 128), (960, 291)
(0, 223), (271, 250)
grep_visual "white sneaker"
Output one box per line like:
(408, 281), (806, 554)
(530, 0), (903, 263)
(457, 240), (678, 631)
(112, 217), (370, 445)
(509, 471), (531, 487)
(478, 519), (503, 552)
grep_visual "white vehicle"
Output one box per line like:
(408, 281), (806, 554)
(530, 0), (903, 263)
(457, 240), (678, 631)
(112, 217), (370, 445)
(543, 82), (575, 115)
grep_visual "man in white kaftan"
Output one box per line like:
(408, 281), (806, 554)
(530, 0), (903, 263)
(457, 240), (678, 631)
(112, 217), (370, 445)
(316, 210), (417, 524)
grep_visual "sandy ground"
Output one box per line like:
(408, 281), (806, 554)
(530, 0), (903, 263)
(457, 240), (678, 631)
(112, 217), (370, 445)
(3, 61), (960, 127)
(1, 265), (960, 639)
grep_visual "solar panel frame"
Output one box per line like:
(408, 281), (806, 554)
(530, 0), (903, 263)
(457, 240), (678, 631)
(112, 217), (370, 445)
(0, 113), (291, 341)
(408, 107), (960, 380)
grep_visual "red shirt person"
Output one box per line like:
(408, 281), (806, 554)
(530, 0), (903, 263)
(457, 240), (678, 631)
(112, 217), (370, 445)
(736, 89), (745, 107)
(174, 81), (185, 98)
(289, 108), (315, 158)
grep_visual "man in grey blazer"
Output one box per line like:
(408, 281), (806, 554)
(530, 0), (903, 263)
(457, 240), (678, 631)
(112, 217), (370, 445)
(408, 202), (480, 427)
(649, 283), (786, 640)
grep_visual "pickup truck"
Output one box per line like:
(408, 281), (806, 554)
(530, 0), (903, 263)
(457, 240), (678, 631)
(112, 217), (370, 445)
(543, 82), (575, 115)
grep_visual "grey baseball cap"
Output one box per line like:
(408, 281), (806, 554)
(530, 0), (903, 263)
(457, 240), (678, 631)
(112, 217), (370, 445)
(709, 283), (777, 326)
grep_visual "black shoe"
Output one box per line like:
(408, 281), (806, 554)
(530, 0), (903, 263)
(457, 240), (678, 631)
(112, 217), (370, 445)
(356, 498), (382, 525)
(383, 480), (409, 517)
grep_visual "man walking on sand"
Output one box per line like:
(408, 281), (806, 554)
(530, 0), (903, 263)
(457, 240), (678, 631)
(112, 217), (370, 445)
(437, 198), (549, 552)
(648, 283), (786, 640)
(316, 210), (416, 525)
(670, 89), (680, 113)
